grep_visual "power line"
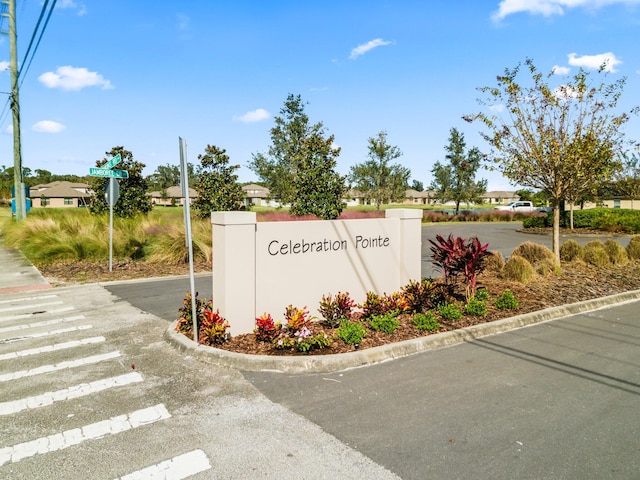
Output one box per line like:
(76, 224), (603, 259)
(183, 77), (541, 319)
(18, 0), (58, 86)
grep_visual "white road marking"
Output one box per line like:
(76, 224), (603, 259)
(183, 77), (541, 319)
(0, 294), (58, 305)
(0, 306), (75, 324)
(0, 336), (106, 362)
(0, 324), (93, 344)
(0, 300), (64, 314)
(0, 404), (171, 466)
(0, 315), (85, 334)
(117, 449), (212, 480)
(0, 372), (143, 415)
(0, 351), (121, 382)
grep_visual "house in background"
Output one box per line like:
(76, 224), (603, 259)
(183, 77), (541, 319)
(480, 191), (520, 205)
(242, 184), (281, 207)
(148, 185), (198, 206)
(29, 181), (92, 208)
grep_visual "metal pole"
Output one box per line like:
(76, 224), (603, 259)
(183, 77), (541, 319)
(179, 137), (198, 343)
(109, 178), (114, 272)
(7, 0), (25, 220)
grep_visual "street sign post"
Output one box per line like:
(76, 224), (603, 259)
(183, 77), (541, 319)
(89, 155), (129, 272)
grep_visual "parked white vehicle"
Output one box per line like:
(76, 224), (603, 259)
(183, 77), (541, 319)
(494, 200), (537, 212)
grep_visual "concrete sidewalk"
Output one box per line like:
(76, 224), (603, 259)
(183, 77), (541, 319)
(0, 245), (51, 294)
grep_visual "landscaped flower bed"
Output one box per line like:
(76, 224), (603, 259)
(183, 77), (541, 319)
(175, 236), (640, 356)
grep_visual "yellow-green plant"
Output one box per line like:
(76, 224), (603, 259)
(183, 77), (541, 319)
(604, 240), (628, 265)
(500, 255), (535, 283)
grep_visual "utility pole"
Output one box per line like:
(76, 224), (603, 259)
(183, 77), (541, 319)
(3, 0), (25, 220)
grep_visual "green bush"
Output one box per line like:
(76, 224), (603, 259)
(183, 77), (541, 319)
(626, 236), (640, 260)
(495, 290), (519, 310)
(569, 208), (640, 233)
(500, 255), (536, 283)
(412, 312), (440, 331)
(560, 240), (583, 262)
(437, 302), (463, 321)
(464, 297), (487, 316)
(368, 312), (400, 334)
(335, 320), (367, 345)
(474, 288), (489, 301)
(604, 240), (628, 265)
(522, 214), (551, 228)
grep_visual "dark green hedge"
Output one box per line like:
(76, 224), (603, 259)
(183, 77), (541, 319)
(523, 208), (640, 233)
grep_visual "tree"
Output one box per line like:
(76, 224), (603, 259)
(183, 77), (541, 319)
(411, 180), (424, 191)
(249, 94), (347, 219)
(147, 164), (180, 191)
(349, 131), (410, 209)
(192, 145), (245, 219)
(89, 146), (153, 218)
(429, 128), (487, 214)
(465, 58), (637, 261)
(611, 151), (640, 209)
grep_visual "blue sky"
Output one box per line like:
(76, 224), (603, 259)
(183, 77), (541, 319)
(1, 0), (640, 191)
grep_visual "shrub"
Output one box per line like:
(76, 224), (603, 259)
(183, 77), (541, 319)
(583, 242), (610, 268)
(361, 291), (407, 318)
(336, 319), (367, 345)
(412, 311), (440, 331)
(604, 240), (628, 265)
(511, 241), (555, 265)
(437, 302), (463, 321)
(284, 305), (311, 333)
(318, 292), (356, 328)
(464, 297), (487, 316)
(495, 290), (519, 310)
(274, 326), (331, 353)
(400, 278), (447, 313)
(176, 292), (229, 345)
(500, 255), (536, 283)
(560, 240), (583, 262)
(626, 235), (640, 260)
(254, 313), (280, 342)
(429, 233), (491, 296)
(522, 214), (551, 228)
(535, 258), (562, 276)
(482, 251), (505, 272)
(368, 312), (400, 334)
(474, 288), (489, 301)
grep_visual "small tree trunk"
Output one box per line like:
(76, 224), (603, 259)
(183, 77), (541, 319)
(553, 205), (561, 263)
(569, 203), (574, 230)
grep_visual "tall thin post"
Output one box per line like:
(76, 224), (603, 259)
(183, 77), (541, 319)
(6, 0), (25, 220)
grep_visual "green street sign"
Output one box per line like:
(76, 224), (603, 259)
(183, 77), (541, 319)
(110, 169), (129, 179)
(89, 167), (129, 178)
(104, 153), (122, 170)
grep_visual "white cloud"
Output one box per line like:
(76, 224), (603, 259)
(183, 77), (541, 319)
(233, 108), (270, 123)
(57, 0), (87, 16)
(552, 65), (571, 75)
(5, 125), (12, 135)
(177, 13), (190, 30)
(349, 38), (392, 60)
(489, 104), (505, 112)
(493, 0), (640, 21)
(38, 66), (113, 91)
(568, 52), (622, 72)
(32, 120), (66, 133)
(0, 60), (9, 72)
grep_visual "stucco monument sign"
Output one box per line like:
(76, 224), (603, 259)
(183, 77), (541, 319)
(212, 209), (423, 335)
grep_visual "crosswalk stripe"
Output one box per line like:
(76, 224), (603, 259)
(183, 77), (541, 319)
(116, 449), (212, 480)
(0, 306), (75, 324)
(0, 324), (93, 344)
(0, 351), (122, 382)
(0, 315), (85, 334)
(0, 372), (143, 415)
(0, 294), (58, 305)
(0, 404), (171, 466)
(0, 301), (64, 314)
(0, 336), (106, 362)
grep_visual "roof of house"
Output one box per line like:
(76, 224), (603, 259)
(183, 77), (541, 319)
(242, 184), (270, 198)
(480, 191), (519, 198)
(29, 181), (91, 198)
(148, 186), (198, 198)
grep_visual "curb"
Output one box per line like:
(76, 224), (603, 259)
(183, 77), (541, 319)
(163, 289), (640, 374)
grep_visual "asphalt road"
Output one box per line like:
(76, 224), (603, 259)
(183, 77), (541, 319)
(244, 301), (640, 479)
